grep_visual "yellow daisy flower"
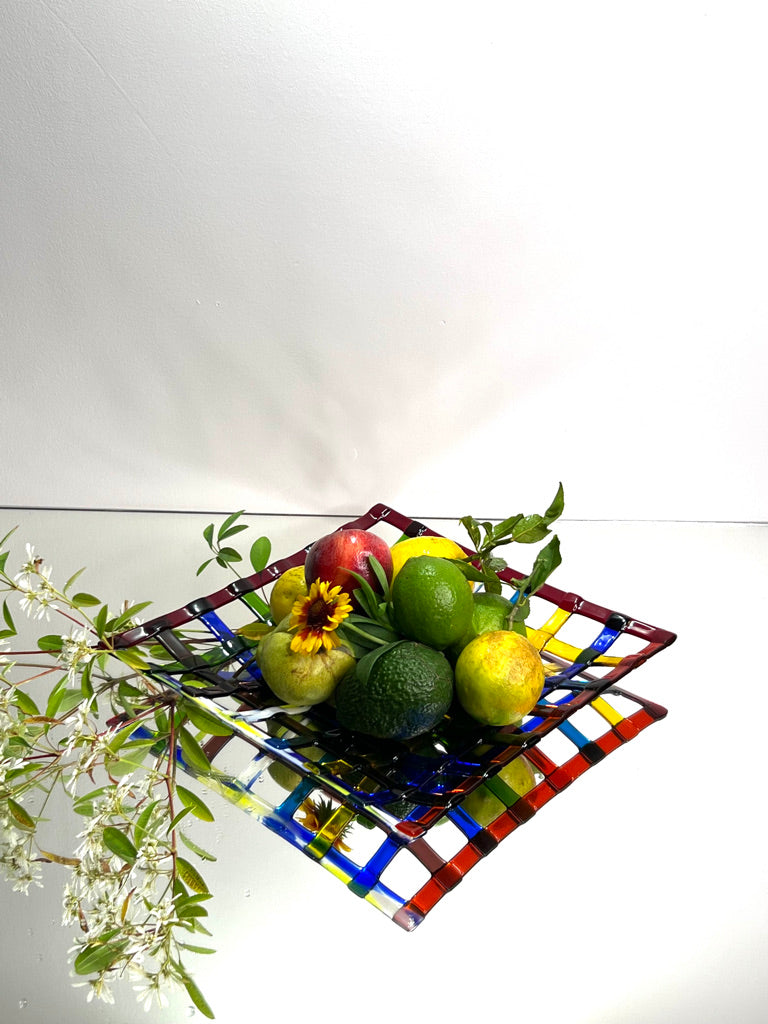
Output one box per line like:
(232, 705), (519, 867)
(288, 579), (353, 654)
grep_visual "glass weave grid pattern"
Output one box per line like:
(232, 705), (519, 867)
(111, 504), (676, 930)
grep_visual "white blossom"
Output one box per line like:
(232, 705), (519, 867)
(58, 627), (96, 683)
(17, 578), (58, 621)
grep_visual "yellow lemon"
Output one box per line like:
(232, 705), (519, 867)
(390, 535), (470, 582)
(269, 565), (308, 622)
(455, 630), (545, 727)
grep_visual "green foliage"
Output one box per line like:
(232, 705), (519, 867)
(453, 483), (565, 621)
(0, 525), (224, 1016)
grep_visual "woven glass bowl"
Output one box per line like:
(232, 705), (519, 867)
(112, 505), (676, 930)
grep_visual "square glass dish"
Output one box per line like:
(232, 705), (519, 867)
(111, 504), (676, 930)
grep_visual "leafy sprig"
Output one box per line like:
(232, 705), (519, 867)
(450, 483), (565, 626)
(0, 518), (263, 1017)
(197, 510), (271, 579)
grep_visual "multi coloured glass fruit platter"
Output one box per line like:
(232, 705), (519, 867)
(110, 504), (676, 930)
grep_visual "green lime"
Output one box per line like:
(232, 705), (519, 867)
(335, 640), (454, 741)
(447, 591), (514, 662)
(391, 555), (473, 651)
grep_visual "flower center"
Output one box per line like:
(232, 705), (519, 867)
(307, 598), (330, 624)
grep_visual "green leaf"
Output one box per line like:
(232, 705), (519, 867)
(80, 658), (94, 698)
(7, 798), (35, 830)
(58, 688), (86, 717)
(218, 522), (249, 542)
(111, 602), (153, 631)
(510, 593), (531, 627)
(202, 523), (215, 550)
(460, 516), (482, 550)
(183, 702), (234, 737)
(482, 571), (503, 595)
(354, 640), (408, 690)
(167, 806), (193, 833)
(11, 689), (40, 716)
(511, 515), (551, 544)
(0, 551), (9, 575)
(71, 592), (101, 608)
(3, 600), (17, 634)
(196, 558), (214, 577)
(177, 903), (209, 919)
(491, 514), (523, 540)
(93, 604), (109, 638)
(179, 830), (217, 862)
(37, 634), (63, 652)
(102, 826), (138, 863)
(179, 943), (217, 955)
(217, 510), (245, 542)
(176, 856), (209, 894)
(234, 620), (272, 641)
(73, 935), (129, 976)
(134, 800), (160, 848)
(176, 893), (213, 908)
(183, 973), (215, 1019)
(346, 572), (378, 618)
(112, 738), (158, 767)
(448, 559), (489, 584)
(0, 524), (19, 549)
(154, 708), (169, 735)
(240, 591), (272, 619)
(367, 555), (391, 600)
(175, 784), (215, 822)
(45, 676), (68, 718)
(216, 547), (242, 565)
(510, 616), (529, 636)
(525, 535), (562, 595)
(543, 481), (565, 524)
(5, 736), (33, 753)
(73, 787), (109, 813)
(114, 647), (150, 671)
(178, 728), (212, 773)
(63, 566), (87, 594)
(249, 536), (271, 573)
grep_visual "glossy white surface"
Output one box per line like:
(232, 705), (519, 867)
(3, 3), (768, 520)
(0, 510), (766, 1023)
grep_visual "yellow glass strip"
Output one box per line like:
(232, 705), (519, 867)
(306, 804), (358, 859)
(525, 627), (551, 652)
(322, 859), (354, 884)
(591, 695), (624, 726)
(541, 606), (572, 636)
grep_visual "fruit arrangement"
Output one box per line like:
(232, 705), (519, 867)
(103, 494), (673, 935)
(253, 485), (565, 745)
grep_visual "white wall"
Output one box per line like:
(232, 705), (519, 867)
(2, 1), (766, 520)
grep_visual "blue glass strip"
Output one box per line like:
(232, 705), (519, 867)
(556, 719), (589, 748)
(541, 621), (623, 685)
(199, 610), (261, 681)
(349, 835), (401, 894)
(447, 805), (484, 838)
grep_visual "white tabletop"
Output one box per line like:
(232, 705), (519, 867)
(1, 509), (765, 1024)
